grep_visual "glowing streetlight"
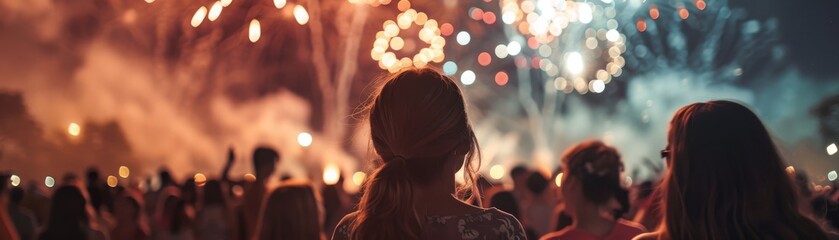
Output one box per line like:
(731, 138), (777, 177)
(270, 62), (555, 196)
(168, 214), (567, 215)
(297, 132), (313, 148)
(68, 123), (81, 137)
(323, 164), (340, 185)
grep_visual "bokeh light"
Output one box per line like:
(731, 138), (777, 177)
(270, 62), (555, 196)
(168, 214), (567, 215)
(273, 0), (287, 9)
(194, 173), (207, 187)
(489, 165), (505, 179)
(786, 166), (796, 175)
(460, 70), (476, 85)
(68, 123), (81, 137)
(679, 7), (690, 20)
(352, 171), (366, 186)
(118, 166), (130, 178)
(495, 71), (509, 86)
(107, 175), (118, 187)
(555, 173), (563, 187)
(456, 31), (471, 45)
(323, 163), (340, 185)
(636, 19), (647, 32)
(440, 23), (454, 36)
(294, 5), (310, 25)
(10, 175), (20, 187)
(696, 0), (707, 10)
(478, 52), (492, 66)
(828, 143), (838, 155)
(44, 176), (55, 188)
(565, 52), (584, 75)
(507, 41), (521, 56)
(248, 19), (261, 43)
(191, 6), (207, 28)
(829, 170), (838, 181)
(244, 173), (256, 182)
(208, 2), (223, 21)
(297, 132), (313, 147)
(443, 61), (458, 75)
(650, 6), (660, 20)
(590, 79), (605, 93)
(371, 9), (444, 72)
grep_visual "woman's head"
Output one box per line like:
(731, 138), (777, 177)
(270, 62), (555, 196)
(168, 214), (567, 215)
(559, 140), (627, 219)
(351, 68), (480, 240)
(257, 181), (323, 240)
(114, 194), (142, 222)
(661, 100), (826, 239)
(367, 67), (479, 187)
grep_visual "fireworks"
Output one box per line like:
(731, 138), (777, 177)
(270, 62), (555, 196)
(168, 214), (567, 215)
(371, 9), (445, 73)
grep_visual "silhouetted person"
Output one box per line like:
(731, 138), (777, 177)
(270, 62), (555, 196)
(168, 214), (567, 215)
(86, 168), (110, 214)
(195, 180), (236, 240)
(39, 186), (108, 240)
(241, 146), (280, 240)
(322, 175), (350, 237)
(490, 191), (521, 220)
(332, 68), (525, 240)
(0, 177), (20, 240)
(523, 172), (555, 238)
(635, 100), (828, 240)
(7, 188), (36, 240)
(153, 187), (192, 240)
(510, 165), (531, 205)
(541, 141), (645, 240)
(110, 194), (148, 240)
(256, 181), (324, 240)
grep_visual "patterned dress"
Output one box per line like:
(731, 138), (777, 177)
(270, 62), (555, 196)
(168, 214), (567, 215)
(333, 207), (527, 240)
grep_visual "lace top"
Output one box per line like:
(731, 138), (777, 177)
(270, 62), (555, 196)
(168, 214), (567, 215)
(332, 208), (526, 240)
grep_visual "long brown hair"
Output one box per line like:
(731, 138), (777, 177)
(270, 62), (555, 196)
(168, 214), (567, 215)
(349, 68), (481, 240)
(659, 100), (827, 239)
(257, 181), (324, 240)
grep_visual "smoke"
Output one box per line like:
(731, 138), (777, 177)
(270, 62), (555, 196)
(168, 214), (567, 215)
(0, 0), (329, 182)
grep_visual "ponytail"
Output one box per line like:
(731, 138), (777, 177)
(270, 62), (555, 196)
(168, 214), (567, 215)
(349, 157), (423, 240)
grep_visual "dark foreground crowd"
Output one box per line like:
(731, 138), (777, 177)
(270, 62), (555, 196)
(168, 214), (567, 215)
(2, 68), (839, 240)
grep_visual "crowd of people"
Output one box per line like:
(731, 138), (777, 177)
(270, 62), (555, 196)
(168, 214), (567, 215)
(2, 68), (839, 240)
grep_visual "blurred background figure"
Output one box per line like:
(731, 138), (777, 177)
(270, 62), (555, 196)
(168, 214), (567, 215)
(1, 176), (20, 240)
(524, 172), (557, 238)
(153, 187), (193, 240)
(8, 187), (36, 240)
(322, 175), (351, 237)
(256, 181), (323, 240)
(636, 101), (829, 239)
(241, 146), (280, 240)
(195, 180), (236, 240)
(541, 141), (645, 240)
(39, 186), (108, 240)
(110, 194), (148, 240)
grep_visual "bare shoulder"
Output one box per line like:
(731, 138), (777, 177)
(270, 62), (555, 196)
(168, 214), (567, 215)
(633, 232), (664, 240)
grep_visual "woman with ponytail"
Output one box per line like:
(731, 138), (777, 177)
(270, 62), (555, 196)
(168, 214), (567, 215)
(332, 68), (525, 240)
(541, 141), (646, 240)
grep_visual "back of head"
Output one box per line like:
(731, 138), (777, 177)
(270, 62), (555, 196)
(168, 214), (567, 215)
(258, 181), (323, 240)
(253, 146), (280, 180)
(351, 68), (480, 240)
(490, 191), (520, 218)
(42, 186), (88, 240)
(525, 172), (550, 196)
(662, 100), (827, 239)
(560, 140), (628, 218)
